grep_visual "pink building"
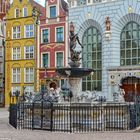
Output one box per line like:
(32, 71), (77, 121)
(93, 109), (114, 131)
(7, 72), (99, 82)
(38, 0), (68, 91)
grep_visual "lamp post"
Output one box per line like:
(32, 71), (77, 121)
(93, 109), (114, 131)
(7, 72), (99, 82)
(32, 7), (42, 93)
(43, 65), (48, 92)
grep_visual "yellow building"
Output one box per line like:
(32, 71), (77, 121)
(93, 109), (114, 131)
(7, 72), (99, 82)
(5, 0), (45, 106)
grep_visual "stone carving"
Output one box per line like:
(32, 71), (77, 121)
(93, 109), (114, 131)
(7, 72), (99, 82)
(105, 17), (111, 31)
(113, 87), (125, 102)
(77, 90), (106, 103)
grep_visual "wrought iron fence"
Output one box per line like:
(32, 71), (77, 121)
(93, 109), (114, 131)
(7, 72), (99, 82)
(9, 101), (140, 132)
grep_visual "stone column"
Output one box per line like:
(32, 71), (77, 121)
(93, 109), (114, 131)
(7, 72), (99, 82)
(69, 78), (82, 102)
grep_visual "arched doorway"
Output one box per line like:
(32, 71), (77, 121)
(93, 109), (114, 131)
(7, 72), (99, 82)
(121, 77), (140, 102)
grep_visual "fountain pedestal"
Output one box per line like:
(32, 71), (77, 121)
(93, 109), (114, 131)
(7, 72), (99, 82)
(69, 78), (82, 102)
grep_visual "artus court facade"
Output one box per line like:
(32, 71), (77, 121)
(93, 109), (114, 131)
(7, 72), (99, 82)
(68, 0), (140, 101)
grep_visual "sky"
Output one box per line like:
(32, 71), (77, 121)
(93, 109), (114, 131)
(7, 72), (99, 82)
(10, 0), (68, 6)
(35, 0), (68, 6)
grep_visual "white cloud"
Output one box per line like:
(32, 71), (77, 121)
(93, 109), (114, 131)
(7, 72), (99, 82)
(34, 0), (68, 6)
(35, 0), (45, 6)
(10, 0), (68, 6)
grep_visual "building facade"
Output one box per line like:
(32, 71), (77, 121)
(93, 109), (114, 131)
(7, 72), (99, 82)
(68, 0), (140, 101)
(5, 0), (45, 106)
(39, 0), (68, 91)
(0, 0), (9, 106)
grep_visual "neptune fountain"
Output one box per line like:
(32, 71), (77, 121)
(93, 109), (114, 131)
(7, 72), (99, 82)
(56, 22), (94, 102)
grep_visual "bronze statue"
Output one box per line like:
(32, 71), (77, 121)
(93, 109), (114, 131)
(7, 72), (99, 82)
(69, 22), (83, 62)
(105, 17), (111, 31)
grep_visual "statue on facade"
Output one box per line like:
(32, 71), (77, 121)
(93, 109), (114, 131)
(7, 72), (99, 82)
(105, 17), (111, 31)
(69, 22), (83, 63)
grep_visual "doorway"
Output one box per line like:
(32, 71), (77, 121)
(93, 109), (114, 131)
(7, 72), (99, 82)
(121, 77), (140, 102)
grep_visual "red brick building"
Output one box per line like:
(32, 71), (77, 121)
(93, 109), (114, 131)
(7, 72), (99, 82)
(38, 0), (68, 91)
(0, 0), (10, 106)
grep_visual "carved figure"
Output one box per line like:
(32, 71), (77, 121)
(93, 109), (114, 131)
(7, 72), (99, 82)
(105, 17), (111, 31)
(69, 22), (83, 61)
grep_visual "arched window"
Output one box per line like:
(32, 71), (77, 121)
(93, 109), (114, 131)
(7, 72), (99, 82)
(120, 22), (140, 66)
(82, 27), (102, 91)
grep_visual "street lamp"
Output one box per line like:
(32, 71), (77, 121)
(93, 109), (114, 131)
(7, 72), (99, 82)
(32, 7), (42, 93)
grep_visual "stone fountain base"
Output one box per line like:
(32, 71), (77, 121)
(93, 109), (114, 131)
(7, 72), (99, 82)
(69, 78), (82, 102)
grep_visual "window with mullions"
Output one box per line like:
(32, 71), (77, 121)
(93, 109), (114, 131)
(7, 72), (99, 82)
(50, 6), (56, 18)
(23, 7), (27, 17)
(56, 52), (63, 67)
(12, 68), (20, 83)
(82, 27), (102, 91)
(42, 53), (49, 67)
(24, 46), (34, 59)
(56, 27), (64, 42)
(13, 26), (20, 39)
(25, 68), (34, 83)
(42, 29), (49, 43)
(12, 47), (20, 60)
(15, 9), (20, 18)
(120, 22), (140, 66)
(25, 25), (34, 38)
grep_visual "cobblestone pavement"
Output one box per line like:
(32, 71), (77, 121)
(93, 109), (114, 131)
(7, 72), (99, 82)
(0, 108), (140, 140)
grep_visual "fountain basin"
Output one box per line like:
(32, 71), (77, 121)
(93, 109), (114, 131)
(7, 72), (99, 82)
(56, 67), (94, 78)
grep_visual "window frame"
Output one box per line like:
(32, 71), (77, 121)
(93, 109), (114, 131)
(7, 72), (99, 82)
(12, 68), (21, 83)
(50, 5), (56, 18)
(23, 7), (28, 17)
(24, 46), (34, 59)
(55, 51), (64, 68)
(24, 24), (34, 38)
(82, 26), (102, 91)
(120, 21), (140, 66)
(55, 26), (64, 42)
(12, 47), (21, 60)
(41, 28), (49, 44)
(24, 67), (34, 83)
(15, 8), (20, 18)
(41, 52), (50, 68)
(12, 26), (21, 39)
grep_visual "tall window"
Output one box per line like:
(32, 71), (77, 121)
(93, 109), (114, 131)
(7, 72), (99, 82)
(12, 68), (20, 83)
(25, 25), (34, 38)
(12, 47), (20, 60)
(42, 53), (49, 67)
(24, 46), (34, 59)
(56, 52), (63, 67)
(82, 27), (102, 91)
(120, 22), (140, 66)
(42, 29), (49, 43)
(56, 27), (64, 42)
(50, 6), (56, 18)
(13, 26), (20, 39)
(23, 7), (27, 17)
(15, 9), (20, 18)
(25, 68), (34, 83)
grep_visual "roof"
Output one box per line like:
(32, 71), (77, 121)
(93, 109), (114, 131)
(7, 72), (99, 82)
(60, 0), (68, 13)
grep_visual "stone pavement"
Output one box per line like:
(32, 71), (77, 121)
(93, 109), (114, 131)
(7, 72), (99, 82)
(0, 108), (140, 140)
